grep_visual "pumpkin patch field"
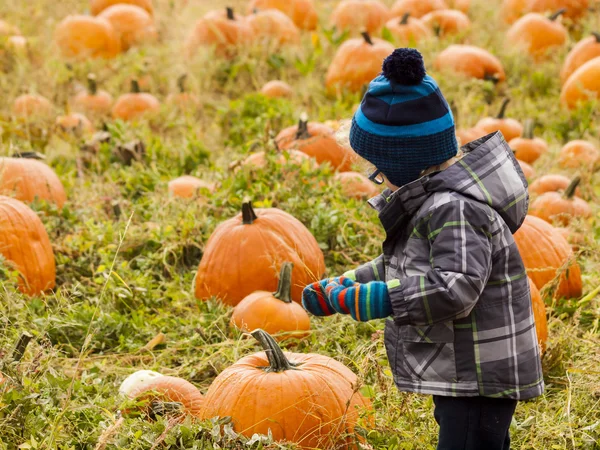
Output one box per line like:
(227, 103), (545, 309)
(1, 0), (600, 448)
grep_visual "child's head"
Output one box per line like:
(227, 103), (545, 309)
(347, 48), (458, 189)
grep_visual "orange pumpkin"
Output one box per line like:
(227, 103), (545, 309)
(506, 10), (567, 58)
(391, 0), (448, 18)
(200, 329), (372, 449)
(56, 112), (95, 135)
(325, 31), (395, 94)
(70, 74), (113, 118)
(260, 80), (293, 98)
(98, 4), (157, 51)
(54, 15), (121, 59)
(528, 0), (589, 21)
(528, 278), (548, 353)
(434, 45), (505, 82)
(513, 215), (582, 299)
(331, 0), (390, 34)
(421, 9), (471, 37)
(529, 177), (591, 226)
(560, 33), (600, 85)
(447, 0), (470, 12)
(241, 149), (312, 170)
(127, 376), (204, 418)
(558, 139), (600, 169)
(384, 13), (433, 44)
(186, 7), (254, 57)
(276, 119), (357, 171)
(501, 0), (530, 23)
(529, 174), (581, 196)
(166, 74), (200, 109)
(112, 80), (160, 121)
(168, 176), (215, 199)
(456, 127), (487, 144)
(0, 196), (56, 296)
(508, 119), (548, 164)
(518, 159), (535, 180)
(476, 99), (523, 142)
(0, 156), (67, 208)
(333, 171), (380, 199)
(560, 56), (600, 109)
(247, 0), (318, 30)
(231, 262), (310, 339)
(246, 9), (300, 45)
(195, 202), (325, 306)
(90, 0), (154, 16)
(12, 94), (54, 120)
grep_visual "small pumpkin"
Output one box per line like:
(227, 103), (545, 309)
(529, 174), (581, 196)
(247, 0), (318, 30)
(166, 74), (200, 109)
(90, 0), (154, 16)
(475, 99), (523, 142)
(421, 9), (471, 37)
(231, 262), (310, 339)
(241, 149), (312, 170)
(246, 9), (300, 46)
(331, 0), (390, 34)
(333, 171), (380, 199)
(506, 9), (567, 58)
(508, 119), (548, 164)
(528, 0), (590, 21)
(434, 45), (505, 82)
(529, 177), (592, 226)
(127, 376), (204, 418)
(390, 0), (448, 18)
(384, 13), (433, 44)
(560, 56), (600, 109)
(98, 4), (157, 51)
(518, 159), (535, 180)
(54, 15), (121, 59)
(0, 196), (56, 296)
(276, 118), (357, 171)
(195, 202), (325, 306)
(56, 112), (95, 136)
(528, 278), (548, 353)
(112, 80), (160, 121)
(70, 74), (113, 118)
(560, 32), (600, 85)
(200, 329), (372, 449)
(558, 139), (600, 169)
(325, 31), (395, 94)
(456, 127), (487, 144)
(168, 176), (215, 199)
(260, 80), (293, 98)
(12, 94), (54, 120)
(513, 215), (582, 299)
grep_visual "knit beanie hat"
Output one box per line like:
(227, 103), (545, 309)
(349, 48), (458, 188)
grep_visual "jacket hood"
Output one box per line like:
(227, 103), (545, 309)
(369, 132), (529, 233)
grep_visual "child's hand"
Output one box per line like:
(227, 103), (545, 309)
(325, 277), (392, 322)
(301, 277), (341, 316)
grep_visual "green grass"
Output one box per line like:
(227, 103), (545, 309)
(1, 0), (599, 449)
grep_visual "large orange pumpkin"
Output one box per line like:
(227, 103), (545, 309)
(333, 171), (380, 199)
(98, 4), (157, 51)
(127, 376), (204, 418)
(195, 202), (325, 306)
(434, 45), (505, 82)
(528, 278), (548, 353)
(557, 139), (600, 169)
(12, 94), (54, 121)
(90, 0), (154, 16)
(70, 74), (113, 118)
(200, 329), (372, 449)
(0, 196), (56, 296)
(560, 33), (600, 85)
(528, 0), (589, 21)
(560, 56), (600, 109)
(247, 0), (318, 30)
(231, 262), (311, 339)
(475, 99), (523, 142)
(331, 0), (390, 34)
(508, 119), (548, 164)
(246, 9), (300, 46)
(506, 10), (567, 58)
(276, 119), (356, 171)
(54, 15), (121, 59)
(0, 156), (66, 208)
(385, 13), (433, 44)
(421, 9), (471, 37)
(513, 215), (582, 299)
(390, 0), (448, 18)
(529, 177), (592, 226)
(325, 31), (395, 94)
(112, 80), (160, 121)
(529, 174), (581, 196)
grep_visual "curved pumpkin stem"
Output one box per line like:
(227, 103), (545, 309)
(399, 13), (410, 25)
(12, 151), (45, 160)
(242, 202), (258, 224)
(592, 32), (600, 43)
(523, 119), (534, 139)
(295, 115), (311, 140)
(361, 31), (373, 45)
(177, 74), (187, 93)
(564, 176), (581, 199)
(226, 7), (235, 20)
(251, 329), (298, 372)
(131, 79), (141, 94)
(273, 262), (294, 304)
(548, 8), (566, 21)
(87, 74), (98, 95)
(497, 98), (510, 119)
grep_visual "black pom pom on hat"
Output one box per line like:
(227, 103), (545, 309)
(382, 48), (427, 85)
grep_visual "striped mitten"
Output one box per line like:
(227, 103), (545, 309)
(325, 277), (392, 322)
(301, 277), (341, 316)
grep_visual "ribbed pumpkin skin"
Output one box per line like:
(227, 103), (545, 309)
(421, 9), (471, 37)
(12, 94), (54, 120)
(529, 192), (591, 226)
(247, 0), (318, 30)
(200, 351), (371, 449)
(476, 117), (523, 142)
(0, 158), (66, 208)
(517, 159), (535, 180)
(260, 80), (293, 98)
(385, 16), (432, 44)
(186, 9), (254, 57)
(246, 9), (300, 45)
(527, 0), (589, 21)
(54, 15), (121, 59)
(509, 136), (548, 164)
(560, 57), (600, 109)
(195, 206), (325, 305)
(0, 196), (56, 296)
(528, 278), (548, 353)
(514, 215), (582, 299)
(560, 34), (600, 85)
(331, 0), (390, 34)
(112, 93), (160, 121)
(529, 174), (581, 196)
(558, 139), (600, 169)
(71, 89), (113, 117)
(506, 13), (567, 58)
(127, 376), (204, 418)
(98, 4), (157, 51)
(434, 45), (505, 81)
(91, 0), (154, 16)
(391, 0), (448, 18)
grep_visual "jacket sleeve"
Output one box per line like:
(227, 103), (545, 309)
(390, 199), (493, 326)
(343, 255), (385, 283)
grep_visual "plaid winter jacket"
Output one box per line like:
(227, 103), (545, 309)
(353, 132), (544, 400)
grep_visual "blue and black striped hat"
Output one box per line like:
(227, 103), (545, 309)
(350, 48), (457, 188)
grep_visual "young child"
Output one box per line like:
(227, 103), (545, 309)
(302, 49), (543, 450)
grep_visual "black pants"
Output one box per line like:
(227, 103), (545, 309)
(433, 396), (517, 450)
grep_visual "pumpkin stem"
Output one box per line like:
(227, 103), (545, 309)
(483, 73), (500, 84)
(226, 7), (235, 20)
(87, 74), (98, 95)
(399, 13), (410, 25)
(523, 119), (534, 139)
(273, 262), (294, 304)
(592, 32), (600, 43)
(12, 331), (33, 362)
(131, 79), (141, 94)
(12, 151), (45, 160)
(549, 8), (566, 21)
(361, 31), (373, 45)
(242, 201), (258, 224)
(295, 115), (311, 140)
(251, 329), (297, 372)
(177, 74), (187, 93)
(564, 176), (581, 199)
(497, 98), (510, 119)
